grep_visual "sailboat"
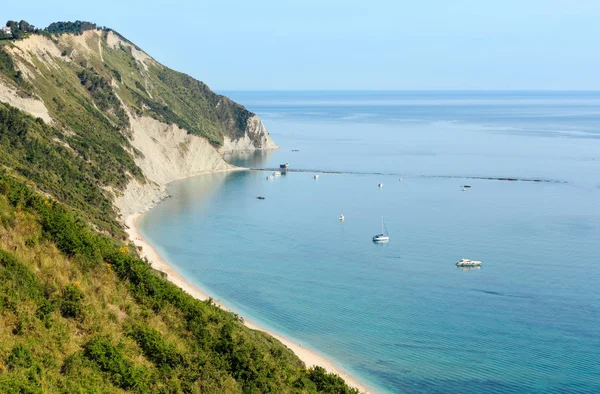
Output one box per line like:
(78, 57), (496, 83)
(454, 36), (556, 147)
(372, 217), (389, 242)
(338, 204), (344, 221)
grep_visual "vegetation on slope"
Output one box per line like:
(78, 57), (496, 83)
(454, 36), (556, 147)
(98, 31), (254, 146)
(0, 48), (32, 93)
(0, 103), (131, 236)
(0, 20), (37, 41)
(2, 19), (259, 147)
(45, 21), (97, 35)
(0, 173), (358, 393)
(0, 20), (356, 393)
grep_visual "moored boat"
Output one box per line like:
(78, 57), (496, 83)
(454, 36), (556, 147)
(373, 217), (389, 242)
(456, 258), (482, 267)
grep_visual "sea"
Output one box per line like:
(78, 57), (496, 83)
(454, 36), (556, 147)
(137, 91), (600, 393)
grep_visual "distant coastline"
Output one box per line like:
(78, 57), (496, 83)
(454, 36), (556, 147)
(124, 187), (373, 394)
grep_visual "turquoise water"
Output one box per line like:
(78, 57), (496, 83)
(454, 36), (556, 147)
(138, 91), (600, 393)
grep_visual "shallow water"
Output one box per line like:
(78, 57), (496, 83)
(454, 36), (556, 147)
(139, 91), (600, 393)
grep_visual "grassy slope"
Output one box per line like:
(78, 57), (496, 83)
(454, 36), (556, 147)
(0, 172), (358, 393)
(71, 30), (253, 146)
(0, 28), (358, 393)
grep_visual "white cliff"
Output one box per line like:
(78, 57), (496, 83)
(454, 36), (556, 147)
(114, 113), (276, 219)
(220, 115), (278, 154)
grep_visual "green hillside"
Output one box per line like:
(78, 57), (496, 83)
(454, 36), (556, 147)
(0, 20), (358, 393)
(1, 20), (255, 147)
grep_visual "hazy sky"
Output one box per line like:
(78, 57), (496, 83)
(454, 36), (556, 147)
(3, 0), (600, 90)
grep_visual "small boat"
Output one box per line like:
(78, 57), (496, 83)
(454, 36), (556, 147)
(257, 196), (266, 200)
(338, 204), (344, 221)
(399, 178), (403, 182)
(273, 171), (281, 176)
(456, 258), (482, 267)
(280, 163), (289, 169)
(313, 175), (319, 179)
(378, 183), (384, 188)
(463, 185), (472, 188)
(372, 217), (389, 242)
(266, 175), (274, 180)
(462, 188), (468, 192)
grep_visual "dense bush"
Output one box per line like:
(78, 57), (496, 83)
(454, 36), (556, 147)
(7, 345), (33, 369)
(0, 249), (45, 304)
(84, 336), (149, 391)
(128, 324), (184, 370)
(59, 284), (85, 319)
(44, 21), (97, 35)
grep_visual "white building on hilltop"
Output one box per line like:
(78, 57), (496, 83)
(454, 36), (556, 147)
(1, 26), (11, 36)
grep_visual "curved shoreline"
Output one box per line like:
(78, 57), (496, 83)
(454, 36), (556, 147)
(125, 211), (374, 394)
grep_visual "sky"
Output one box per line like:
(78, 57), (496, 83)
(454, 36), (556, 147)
(2, 0), (600, 90)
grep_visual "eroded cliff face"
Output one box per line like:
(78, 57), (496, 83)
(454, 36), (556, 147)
(114, 112), (278, 218)
(0, 81), (53, 123)
(220, 115), (278, 154)
(113, 115), (235, 218)
(0, 30), (277, 220)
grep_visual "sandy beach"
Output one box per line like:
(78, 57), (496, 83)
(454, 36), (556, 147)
(125, 212), (373, 394)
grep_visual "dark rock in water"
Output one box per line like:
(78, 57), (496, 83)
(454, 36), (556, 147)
(257, 196), (266, 200)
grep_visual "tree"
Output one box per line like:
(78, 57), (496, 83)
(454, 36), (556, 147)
(11, 29), (23, 40)
(19, 20), (34, 32)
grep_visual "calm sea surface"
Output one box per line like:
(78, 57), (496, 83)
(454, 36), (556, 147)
(138, 91), (600, 393)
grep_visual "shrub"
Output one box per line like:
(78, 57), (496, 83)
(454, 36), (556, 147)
(59, 283), (85, 319)
(83, 336), (149, 391)
(128, 324), (183, 370)
(7, 344), (33, 369)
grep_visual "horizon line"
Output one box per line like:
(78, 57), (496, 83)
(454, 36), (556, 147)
(217, 89), (600, 92)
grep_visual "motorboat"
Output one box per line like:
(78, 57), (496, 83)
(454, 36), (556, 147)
(456, 258), (482, 267)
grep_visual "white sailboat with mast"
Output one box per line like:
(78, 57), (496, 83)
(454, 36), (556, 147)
(373, 216), (389, 242)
